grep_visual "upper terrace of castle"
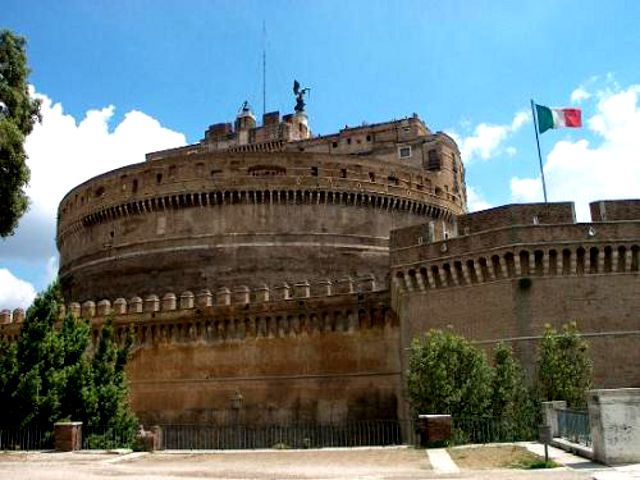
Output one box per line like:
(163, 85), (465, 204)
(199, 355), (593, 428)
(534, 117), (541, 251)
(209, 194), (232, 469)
(144, 106), (464, 198)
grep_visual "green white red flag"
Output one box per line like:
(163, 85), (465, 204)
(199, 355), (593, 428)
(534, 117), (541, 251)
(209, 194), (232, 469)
(535, 104), (582, 134)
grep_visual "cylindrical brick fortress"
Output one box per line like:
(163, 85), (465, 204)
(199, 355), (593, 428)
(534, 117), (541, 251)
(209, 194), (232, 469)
(57, 145), (464, 302)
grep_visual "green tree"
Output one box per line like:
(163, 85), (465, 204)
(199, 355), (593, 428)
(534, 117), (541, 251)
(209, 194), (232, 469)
(0, 29), (41, 237)
(407, 329), (492, 416)
(84, 319), (137, 431)
(537, 322), (592, 408)
(490, 342), (536, 438)
(0, 283), (137, 437)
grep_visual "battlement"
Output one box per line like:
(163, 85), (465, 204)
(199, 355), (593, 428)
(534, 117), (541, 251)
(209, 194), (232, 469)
(1, 277), (394, 349)
(390, 201), (640, 294)
(457, 202), (576, 235)
(590, 199), (640, 222)
(1, 275), (383, 326)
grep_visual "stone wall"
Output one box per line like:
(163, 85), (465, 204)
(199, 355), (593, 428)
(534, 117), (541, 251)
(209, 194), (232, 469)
(92, 287), (401, 425)
(57, 150), (463, 301)
(391, 201), (640, 388)
(0, 282), (403, 425)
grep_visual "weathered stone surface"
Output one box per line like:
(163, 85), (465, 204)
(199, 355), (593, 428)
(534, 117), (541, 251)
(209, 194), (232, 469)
(589, 388), (640, 465)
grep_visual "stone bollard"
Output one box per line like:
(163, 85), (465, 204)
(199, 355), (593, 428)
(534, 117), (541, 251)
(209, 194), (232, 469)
(179, 291), (195, 309)
(129, 296), (143, 313)
(316, 279), (333, 297)
(233, 286), (250, 305)
(13, 308), (25, 323)
(294, 281), (311, 298)
(215, 288), (230, 306)
(97, 299), (111, 316)
(69, 302), (81, 317)
(136, 425), (162, 451)
(254, 284), (270, 302)
(589, 388), (640, 465)
(54, 421), (82, 451)
(81, 301), (96, 318)
(276, 283), (291, 301)
(144, 294), (160, 313)
(197, 289), (214, 307)
(541, 400), (566, 437)
(358, 274), (377, 292)
(161, 293), (177, 311)
(113, 298), (127, 315)
(417, 414), (452, 447)
(151, 425), (163, 450)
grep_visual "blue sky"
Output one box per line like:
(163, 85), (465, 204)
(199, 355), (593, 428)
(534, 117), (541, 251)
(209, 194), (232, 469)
(1, 0), (640, 308)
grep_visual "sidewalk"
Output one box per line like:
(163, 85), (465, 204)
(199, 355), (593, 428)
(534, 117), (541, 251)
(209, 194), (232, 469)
(524, 442), (640, 479)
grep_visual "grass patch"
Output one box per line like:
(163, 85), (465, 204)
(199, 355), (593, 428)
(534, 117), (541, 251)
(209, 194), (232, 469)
(513, 457), (561, 469)
(448, 445), (560, 470)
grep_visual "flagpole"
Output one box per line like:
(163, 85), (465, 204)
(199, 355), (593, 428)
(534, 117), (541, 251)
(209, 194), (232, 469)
(530, 99), (548, 203)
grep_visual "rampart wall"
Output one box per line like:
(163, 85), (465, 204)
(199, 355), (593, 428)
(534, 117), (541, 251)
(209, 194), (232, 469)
(391, 201), (640, 389)
(1, 279), (403, 425)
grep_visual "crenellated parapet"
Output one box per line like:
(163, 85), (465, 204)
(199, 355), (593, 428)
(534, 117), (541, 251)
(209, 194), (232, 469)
(69, 275), (381, 318)
(1, 276), (394, 345)
(391, 201), (640, 294)
(86, 279), (392, 348)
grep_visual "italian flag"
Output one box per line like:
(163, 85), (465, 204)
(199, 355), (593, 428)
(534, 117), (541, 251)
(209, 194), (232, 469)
(535, 104), (582, 134)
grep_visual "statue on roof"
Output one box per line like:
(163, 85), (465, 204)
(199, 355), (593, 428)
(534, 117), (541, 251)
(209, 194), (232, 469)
(293, 80), (310, 113)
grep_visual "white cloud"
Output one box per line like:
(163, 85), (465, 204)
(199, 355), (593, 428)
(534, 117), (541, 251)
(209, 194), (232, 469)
(466, 185), (492, 212)
(510, 177), (543, 203)
(44, 255), (59, 285)
(24, 90), (187, 219)
(571, 87), (591, 103)
(0, 88), (187, 297)
(510, 83), (640, 221)
(449, 110), (529, 163)
(0, 269), (37, 310)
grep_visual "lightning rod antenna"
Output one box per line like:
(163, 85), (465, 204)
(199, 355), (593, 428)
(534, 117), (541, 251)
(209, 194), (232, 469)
(262, 20), (266, 118)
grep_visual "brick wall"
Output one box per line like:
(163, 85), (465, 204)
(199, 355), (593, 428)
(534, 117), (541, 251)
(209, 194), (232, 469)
(590, 200), (640, 221)
(396, 274), (640, 388)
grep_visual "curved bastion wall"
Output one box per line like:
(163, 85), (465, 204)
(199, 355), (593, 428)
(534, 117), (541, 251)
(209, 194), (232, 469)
(390, 200), (640, 389)
(1, 278), (401, 425)
(57, 149), (464, 302)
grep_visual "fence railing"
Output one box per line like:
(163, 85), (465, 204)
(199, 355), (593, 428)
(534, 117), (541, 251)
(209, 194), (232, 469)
(0, 426), (54, 450)
(161, 420), (414, 450)
(557, 409), (591, 446)
(451, 416), (536, 445)
(82, 425), (137, 450)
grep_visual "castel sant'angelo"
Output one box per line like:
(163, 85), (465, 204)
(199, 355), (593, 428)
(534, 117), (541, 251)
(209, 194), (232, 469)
(2, 86), (638, 425)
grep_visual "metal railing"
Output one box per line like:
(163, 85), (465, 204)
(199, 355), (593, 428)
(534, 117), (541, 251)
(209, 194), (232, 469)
(161, 420), (414, 450)
(558, 409), (591, 446)
(452, 416), (536, 445)
(0, 426), (54, 450)
(82, 425), (137, 450)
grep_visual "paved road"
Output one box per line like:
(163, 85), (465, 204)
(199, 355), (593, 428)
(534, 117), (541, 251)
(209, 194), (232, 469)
(0, 446), (611, 480)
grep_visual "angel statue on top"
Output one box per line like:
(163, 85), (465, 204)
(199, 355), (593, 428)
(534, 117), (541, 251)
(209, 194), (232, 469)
(293, 80), (310, 113)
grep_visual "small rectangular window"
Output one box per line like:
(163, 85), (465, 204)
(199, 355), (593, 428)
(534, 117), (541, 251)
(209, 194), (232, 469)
(399, 146), (412, 158)
(340, 168), (347, 178)
(427, 149), (441, 170)
(332, 141), (338, 148)
(368, 172), (375, 182)
(311, 166), (318, 176)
